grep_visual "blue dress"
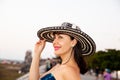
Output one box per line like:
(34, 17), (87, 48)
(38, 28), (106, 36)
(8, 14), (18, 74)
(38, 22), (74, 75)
(41, 73), (56, 80)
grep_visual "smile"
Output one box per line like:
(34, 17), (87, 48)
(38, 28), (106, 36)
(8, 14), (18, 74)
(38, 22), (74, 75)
(54, 46), (61, 51)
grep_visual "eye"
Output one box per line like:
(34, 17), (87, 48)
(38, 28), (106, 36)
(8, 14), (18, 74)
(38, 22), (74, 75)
(58, 35), (63, 39)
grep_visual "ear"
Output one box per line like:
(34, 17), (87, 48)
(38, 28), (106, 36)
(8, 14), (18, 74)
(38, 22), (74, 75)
(71, 39), (77, 47)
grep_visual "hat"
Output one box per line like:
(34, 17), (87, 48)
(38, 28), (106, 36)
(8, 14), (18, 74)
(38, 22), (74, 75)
(37, 22), (96, 56)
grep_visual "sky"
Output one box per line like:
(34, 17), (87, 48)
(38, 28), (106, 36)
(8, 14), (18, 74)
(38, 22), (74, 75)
(0, 0), (120, 61)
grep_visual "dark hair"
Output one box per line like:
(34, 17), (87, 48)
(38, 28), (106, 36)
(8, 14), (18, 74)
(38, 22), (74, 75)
(70, 36), (88, 74)
(53, 32), (88, 74)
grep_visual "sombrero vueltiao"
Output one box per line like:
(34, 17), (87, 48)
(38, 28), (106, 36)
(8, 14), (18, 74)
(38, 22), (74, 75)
(37, 22), (96, 56)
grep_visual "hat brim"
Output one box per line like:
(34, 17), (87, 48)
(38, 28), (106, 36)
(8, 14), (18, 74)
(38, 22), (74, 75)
(37, 26), (96, 56)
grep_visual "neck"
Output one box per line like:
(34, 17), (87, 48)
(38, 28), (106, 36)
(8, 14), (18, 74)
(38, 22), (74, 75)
(60, 49), (75, 65)
(61, 53), (73, 65)
(59, 49), (80, 72)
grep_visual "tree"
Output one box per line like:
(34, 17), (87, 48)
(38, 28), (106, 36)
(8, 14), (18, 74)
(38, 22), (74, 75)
(86, 49), (120, 80)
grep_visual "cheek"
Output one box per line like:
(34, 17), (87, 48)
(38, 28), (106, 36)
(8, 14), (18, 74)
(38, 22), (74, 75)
(56, 41), (72, 54)
(53, 36), (73, 55)
(63, 41), (71, 47)
(62, 42), (71, 49)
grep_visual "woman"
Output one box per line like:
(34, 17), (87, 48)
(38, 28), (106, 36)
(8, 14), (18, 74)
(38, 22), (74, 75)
(29, 22), (96, 80)
(103, 69), (112, 80)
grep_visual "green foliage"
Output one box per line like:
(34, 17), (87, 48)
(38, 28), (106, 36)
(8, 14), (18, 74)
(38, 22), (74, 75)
(86, 49), (120, 71)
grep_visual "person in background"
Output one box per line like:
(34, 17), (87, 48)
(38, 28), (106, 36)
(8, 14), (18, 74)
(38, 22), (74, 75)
(95, 66), (100, 80)
(45, 58), (52, 71)
(103, 68), (112, 80)
(29, 22), (96, 80)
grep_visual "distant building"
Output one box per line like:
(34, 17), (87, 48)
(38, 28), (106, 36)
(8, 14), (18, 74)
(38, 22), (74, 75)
(24, 50), (32, 65)
(20, 50), (32, 73)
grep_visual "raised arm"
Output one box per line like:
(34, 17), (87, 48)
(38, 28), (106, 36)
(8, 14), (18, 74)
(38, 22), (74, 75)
(29, 39), (46, 80)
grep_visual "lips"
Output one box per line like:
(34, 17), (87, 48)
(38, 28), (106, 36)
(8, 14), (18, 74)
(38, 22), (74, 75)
(54, 46), (61, 51)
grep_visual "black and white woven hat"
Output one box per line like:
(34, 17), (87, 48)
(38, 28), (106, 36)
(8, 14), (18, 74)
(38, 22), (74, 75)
(37, 22), (96, 56)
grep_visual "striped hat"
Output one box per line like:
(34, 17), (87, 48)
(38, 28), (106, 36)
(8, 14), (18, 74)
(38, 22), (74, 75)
(37, 22), (96, 56)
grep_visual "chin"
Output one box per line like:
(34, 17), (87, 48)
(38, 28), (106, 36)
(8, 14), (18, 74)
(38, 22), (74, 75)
(54, 51), (62, 56)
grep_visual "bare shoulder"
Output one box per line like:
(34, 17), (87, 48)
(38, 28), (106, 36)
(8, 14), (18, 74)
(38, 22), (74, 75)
(40, 64), (59, 78)
(60, 65), (81, 80)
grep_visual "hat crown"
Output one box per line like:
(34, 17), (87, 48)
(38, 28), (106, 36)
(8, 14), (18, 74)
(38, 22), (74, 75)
(62, 22), (81, 30)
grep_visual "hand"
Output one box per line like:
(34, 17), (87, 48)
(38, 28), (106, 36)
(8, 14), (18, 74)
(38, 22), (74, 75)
(34, 39), (46, 55)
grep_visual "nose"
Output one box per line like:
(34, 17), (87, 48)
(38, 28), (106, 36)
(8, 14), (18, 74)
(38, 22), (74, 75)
(53, 38), (58, 45)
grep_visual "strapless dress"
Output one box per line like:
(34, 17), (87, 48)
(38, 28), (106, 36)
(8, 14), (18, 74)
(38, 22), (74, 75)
(41, 73), (56, 80)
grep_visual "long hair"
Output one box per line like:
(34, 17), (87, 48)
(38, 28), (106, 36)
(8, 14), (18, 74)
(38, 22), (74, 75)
(70, 36), (88, 74)
(53, 32), (88, 74)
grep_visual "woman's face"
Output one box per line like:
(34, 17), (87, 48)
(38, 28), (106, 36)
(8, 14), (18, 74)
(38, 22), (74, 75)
(52, 34), (76, 56)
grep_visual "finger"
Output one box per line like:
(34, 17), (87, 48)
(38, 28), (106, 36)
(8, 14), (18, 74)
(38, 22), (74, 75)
(36, 40), (41, 44)
(40, 37), (44, 40)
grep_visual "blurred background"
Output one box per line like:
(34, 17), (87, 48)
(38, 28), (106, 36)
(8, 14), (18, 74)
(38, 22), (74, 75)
(0, 0), (120, 80)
